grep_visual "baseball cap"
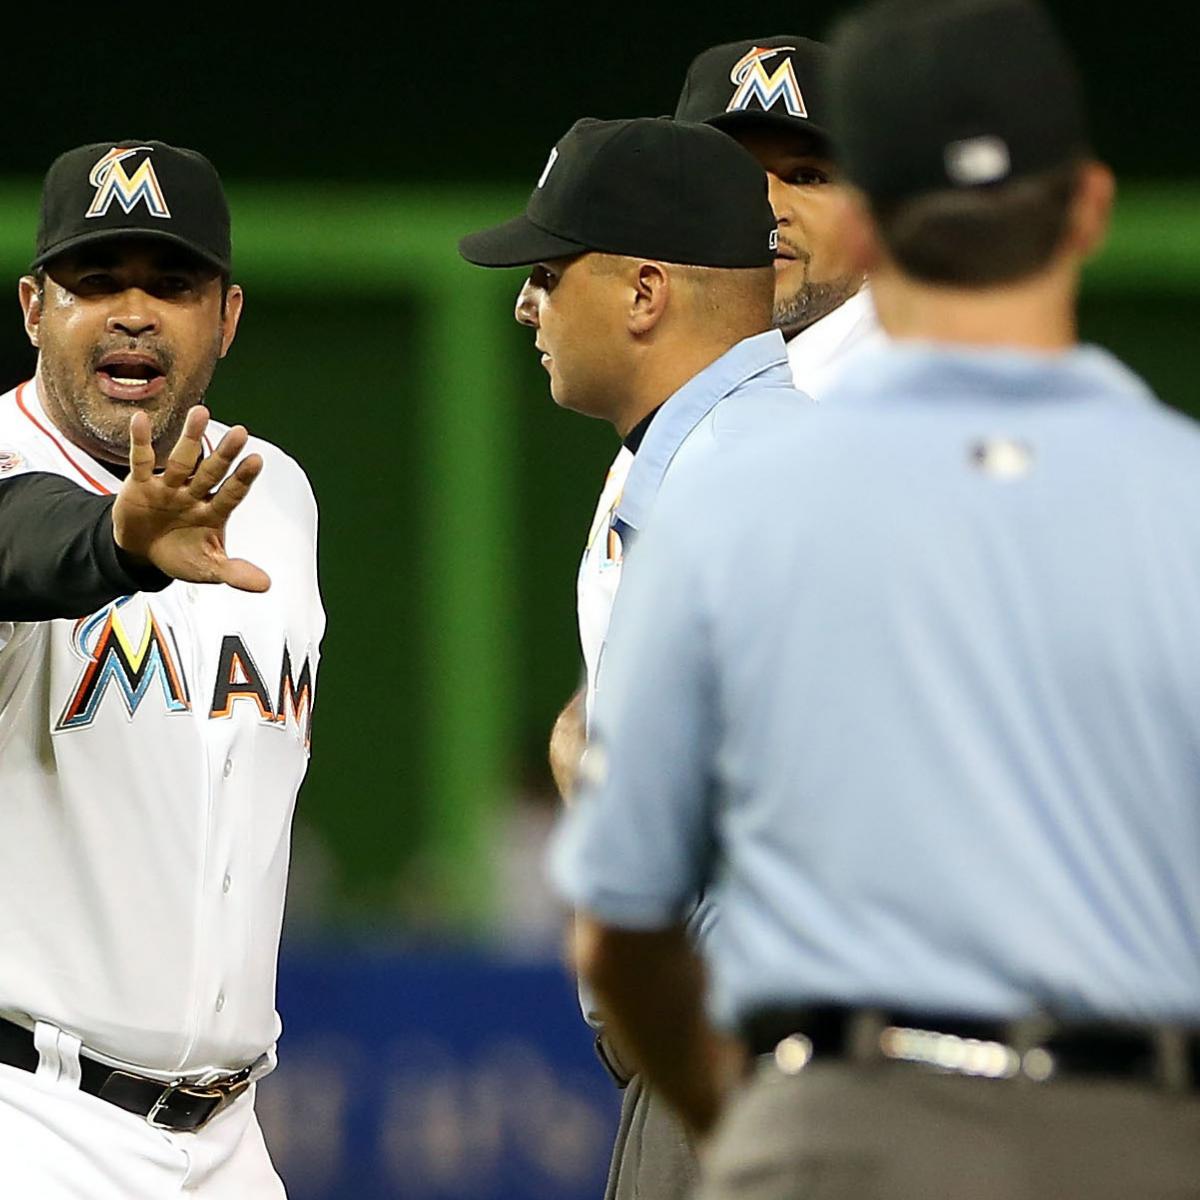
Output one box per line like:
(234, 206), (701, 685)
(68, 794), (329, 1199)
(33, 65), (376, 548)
(674, 37), (832, 144)
(32, 140), (231, 272)
(829, 0), (1089, 201)
(458, 117), (776, 270)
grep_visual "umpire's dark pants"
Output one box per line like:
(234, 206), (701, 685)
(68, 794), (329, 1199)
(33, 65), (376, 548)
(604, 1072), (700, 1200)
(698, 1058), (1200, 1200)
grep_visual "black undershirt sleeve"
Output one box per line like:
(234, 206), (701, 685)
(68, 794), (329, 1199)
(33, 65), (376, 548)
(0, 472), (171, 622)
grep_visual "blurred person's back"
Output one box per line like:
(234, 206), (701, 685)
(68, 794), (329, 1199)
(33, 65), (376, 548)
(684, 348), (1200, 1022)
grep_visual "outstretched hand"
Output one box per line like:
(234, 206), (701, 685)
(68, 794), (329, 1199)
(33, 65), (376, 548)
(111, 406), (271, 593)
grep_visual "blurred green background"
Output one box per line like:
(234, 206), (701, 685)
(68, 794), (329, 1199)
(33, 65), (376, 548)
(0, 1), (1195, 941)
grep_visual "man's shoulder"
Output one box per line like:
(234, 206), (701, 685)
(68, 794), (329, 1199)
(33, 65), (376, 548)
(0, 382), (65, 479)
(206, 418), (317, 511)
(1117, 398), (1200, 475)
(656, 381), (812, 507)
(683, 379), (812, 450)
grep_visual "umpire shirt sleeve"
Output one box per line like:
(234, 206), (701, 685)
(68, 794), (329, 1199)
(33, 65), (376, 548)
(549, 475), (719, 930)
(0, 473), (170, 621)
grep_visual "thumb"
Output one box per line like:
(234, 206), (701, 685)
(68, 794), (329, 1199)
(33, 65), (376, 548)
(218, 558), (272, 593)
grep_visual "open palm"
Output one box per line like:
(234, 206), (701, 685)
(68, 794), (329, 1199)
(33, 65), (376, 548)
(112, 405), (270, 593)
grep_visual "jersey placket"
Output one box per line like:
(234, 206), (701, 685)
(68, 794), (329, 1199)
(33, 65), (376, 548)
(179, 603), (256, 1072)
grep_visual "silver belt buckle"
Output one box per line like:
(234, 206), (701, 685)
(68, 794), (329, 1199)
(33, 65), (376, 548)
(146, 1069), (250, 1131)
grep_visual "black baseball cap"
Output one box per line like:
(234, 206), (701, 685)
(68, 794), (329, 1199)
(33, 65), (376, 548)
(675, 37), (832, 145)
(32, 140), (231, 272)
(829, 0), (1089, 201)
(458, 117), (776, 270)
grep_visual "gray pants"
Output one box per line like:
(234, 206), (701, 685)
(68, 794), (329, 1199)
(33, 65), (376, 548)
(699, 1059), (1200, 1200)
(604, 1074), (700, 1200)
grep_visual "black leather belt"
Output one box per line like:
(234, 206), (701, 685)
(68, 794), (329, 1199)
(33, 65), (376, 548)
(741, 1005), (1200, 1091)
(0, 1016), (253, 1131)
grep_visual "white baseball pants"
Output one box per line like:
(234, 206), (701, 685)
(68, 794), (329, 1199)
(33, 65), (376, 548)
(0, 1023), (286, 1198)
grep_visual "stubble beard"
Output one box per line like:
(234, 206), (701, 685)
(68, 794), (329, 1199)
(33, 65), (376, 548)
(774, 272), (863, 341)
(37, 333), (220, 466)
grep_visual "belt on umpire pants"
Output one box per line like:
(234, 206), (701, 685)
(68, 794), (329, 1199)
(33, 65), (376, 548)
(740, 1005), (1200, 1093)
(0, 1016), (254, 1132)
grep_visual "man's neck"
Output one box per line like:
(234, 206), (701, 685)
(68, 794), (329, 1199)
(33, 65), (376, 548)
(870, 265), (1078, 352)
(611, 329), (763, 439)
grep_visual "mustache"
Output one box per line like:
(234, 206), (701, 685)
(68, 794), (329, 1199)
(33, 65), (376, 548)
(775, 236), (811, 264)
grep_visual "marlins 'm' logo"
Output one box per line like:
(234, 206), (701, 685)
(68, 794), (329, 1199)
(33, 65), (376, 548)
(727, 46), (808, 119)
(86, 146), (172, 220)
(58, 599), (190, 730)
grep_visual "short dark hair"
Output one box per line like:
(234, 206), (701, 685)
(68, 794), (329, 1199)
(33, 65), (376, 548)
(868, 161), (1082, 286)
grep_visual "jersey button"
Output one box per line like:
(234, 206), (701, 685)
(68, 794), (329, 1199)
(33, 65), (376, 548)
(222, 873), (232, 894)
(222, 757), (233, 779)
(215, 992), (226, 1013)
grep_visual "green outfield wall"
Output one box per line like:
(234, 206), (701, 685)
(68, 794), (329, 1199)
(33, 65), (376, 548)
(0, 182), (1196, 929)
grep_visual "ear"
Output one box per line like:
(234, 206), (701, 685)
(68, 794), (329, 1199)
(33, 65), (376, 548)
(218, 283), (245, 358)
(835, 188), (883, 276)
(628, 261), (671, 336)
(1066, 161), (1115, 259)
(18, 275), (42, 349)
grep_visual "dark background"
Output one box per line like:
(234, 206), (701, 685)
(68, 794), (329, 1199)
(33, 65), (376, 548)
(0, 1), (1193, 185)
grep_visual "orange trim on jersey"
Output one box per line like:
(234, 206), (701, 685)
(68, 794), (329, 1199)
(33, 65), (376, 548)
(210, 649), (276, 721)
(15, 381), (112, 495)
(13, 381), (217, 487)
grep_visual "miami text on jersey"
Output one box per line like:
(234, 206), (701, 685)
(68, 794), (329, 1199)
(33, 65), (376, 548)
(210, 635), (315, 749)
(57, 599), (315, 747)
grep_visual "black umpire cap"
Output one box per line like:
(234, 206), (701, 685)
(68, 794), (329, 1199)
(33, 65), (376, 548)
(33, 140), (232, 273)
(458, 117), (777, 270)
(675, 37), (832, 145)
(829, 0), (1090, 201)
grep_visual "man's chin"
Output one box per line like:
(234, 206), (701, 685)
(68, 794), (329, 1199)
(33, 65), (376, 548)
(79, 401), (180, 465)
(774, 278), (861, 340)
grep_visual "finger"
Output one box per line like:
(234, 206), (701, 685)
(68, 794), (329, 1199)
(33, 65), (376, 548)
(218, 558), (272, 593)
(128, 411), (156, 483)
(209, 453), (263, 520)
(162, 406), (209, 488)
(188, 425), (249, 498)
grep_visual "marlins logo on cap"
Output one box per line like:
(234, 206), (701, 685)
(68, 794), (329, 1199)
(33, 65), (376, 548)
(727, 46), (808, 118)
(32, 139), (231, 272)
(86, 146), (172, 220)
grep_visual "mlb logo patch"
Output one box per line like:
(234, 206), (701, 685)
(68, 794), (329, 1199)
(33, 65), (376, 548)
(0, 449), (25, 473)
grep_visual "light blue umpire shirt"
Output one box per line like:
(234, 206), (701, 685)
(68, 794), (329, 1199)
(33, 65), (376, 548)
(551, 340), (1200, 1031)
(610, 329), (800, 537)
(577, 327), (806, 1031)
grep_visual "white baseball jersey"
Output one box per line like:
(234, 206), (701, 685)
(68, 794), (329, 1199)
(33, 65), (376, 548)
(577, 446), (634, 722)
(0, 378), (324, 1082)
(785, 286), (885, 397)
(576, 292), (883, 724)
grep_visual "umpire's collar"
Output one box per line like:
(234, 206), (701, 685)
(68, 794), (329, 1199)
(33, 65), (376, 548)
(615, 329), (789, 534)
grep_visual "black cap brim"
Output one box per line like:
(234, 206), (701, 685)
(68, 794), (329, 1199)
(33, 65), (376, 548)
(32, 226), (230, 273)
(458, 213), (589, 268)
(706, 110), (832, 147)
